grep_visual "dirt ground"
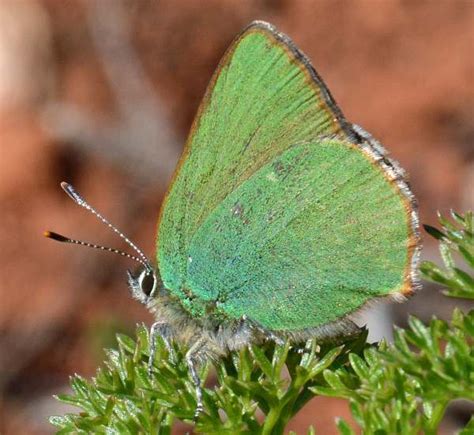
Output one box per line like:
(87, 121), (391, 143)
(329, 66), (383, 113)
(0, 1), (472, 433)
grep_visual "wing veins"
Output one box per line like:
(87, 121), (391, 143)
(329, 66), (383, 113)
(216, 155), (383, 296)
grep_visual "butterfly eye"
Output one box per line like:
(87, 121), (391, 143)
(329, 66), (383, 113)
(139, 269), (157, 297)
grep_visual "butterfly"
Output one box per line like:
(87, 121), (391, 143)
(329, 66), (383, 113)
(46, 20), (421, 416)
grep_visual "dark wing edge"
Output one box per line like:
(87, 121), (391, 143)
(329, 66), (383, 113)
(247, 20), (357, 141)
(351, 124), (422, 297)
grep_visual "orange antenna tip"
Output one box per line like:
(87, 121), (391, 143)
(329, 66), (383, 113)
(44, 230), (69, 242)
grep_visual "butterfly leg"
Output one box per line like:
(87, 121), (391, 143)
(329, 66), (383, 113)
(186, 337), (207, 418)
(243, 315), (285, 346)
(148, 321), (174, 376)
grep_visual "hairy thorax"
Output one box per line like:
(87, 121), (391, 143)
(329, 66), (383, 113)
(145, 290), (255, 360)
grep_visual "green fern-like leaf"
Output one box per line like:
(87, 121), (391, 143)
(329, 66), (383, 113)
(50, 326), (369, 434)
(421, 210), (474, 299)
(312, 309), (474, 434)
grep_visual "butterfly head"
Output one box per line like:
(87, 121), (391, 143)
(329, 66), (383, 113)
(127, 266), (159, 304)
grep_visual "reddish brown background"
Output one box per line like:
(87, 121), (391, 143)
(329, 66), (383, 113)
(0, 1), (473, 434)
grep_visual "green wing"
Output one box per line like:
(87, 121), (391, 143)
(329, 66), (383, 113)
(157, 21), (419, 330)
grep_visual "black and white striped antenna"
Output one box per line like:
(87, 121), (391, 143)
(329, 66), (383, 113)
(44, 182), (151, 270)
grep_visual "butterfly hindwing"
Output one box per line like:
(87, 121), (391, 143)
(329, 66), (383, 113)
(187, 138), (414, 329)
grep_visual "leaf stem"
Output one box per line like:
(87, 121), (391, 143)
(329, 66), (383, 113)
(425, 401), (448, 435)
(262, 405), (284, 435)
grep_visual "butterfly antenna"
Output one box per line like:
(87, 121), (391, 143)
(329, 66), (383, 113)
(44, 230), (148, 267)
(59, 182), (151, 268)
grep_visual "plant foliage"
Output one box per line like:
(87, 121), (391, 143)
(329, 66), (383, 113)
(51, 211), (473, 434)
(421, 210), (474, 299)
(311, 309), (474, 434)
(50, 326), (368, 434)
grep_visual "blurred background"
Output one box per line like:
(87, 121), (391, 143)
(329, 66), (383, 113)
(0, 0), (472, 433)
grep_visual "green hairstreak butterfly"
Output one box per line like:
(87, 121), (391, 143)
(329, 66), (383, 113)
(46, 21), (421, 415)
